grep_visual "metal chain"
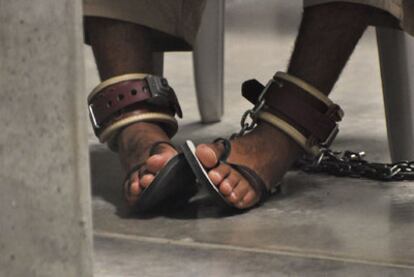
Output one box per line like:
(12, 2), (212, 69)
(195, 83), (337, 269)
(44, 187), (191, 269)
(295, 148), (414, 181)
(236, 104), (414, 182)
(233, 78), (414, 182)
(232, 79), (276, 138)
(232, 104), (261, 138)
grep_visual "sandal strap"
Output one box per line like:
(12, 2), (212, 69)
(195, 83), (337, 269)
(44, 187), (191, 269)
(123, 141), (176, 191)
(125, 141), (176, 177)
(213, 138), (271, 204)
(127, 162), (145, 177)
(229, 163), (269, 204)
(88, 74), (182, 144)
(213, 137), (232, 163)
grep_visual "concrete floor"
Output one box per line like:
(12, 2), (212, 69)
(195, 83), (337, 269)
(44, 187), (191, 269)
(85, 1), (414, 276)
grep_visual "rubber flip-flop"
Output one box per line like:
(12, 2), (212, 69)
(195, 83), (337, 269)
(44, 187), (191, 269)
(125, 142), (197, 212)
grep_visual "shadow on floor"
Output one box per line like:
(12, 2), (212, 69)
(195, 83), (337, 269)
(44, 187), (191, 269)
(89, 134), (389, 219)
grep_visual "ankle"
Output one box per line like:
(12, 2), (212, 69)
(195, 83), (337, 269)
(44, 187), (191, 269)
(117, 122), (171, 170)
(119, 122), (170, 146)
(255, 122), (303, 158)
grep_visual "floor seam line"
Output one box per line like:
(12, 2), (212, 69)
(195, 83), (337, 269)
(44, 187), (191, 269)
(94, 230), (414, 270)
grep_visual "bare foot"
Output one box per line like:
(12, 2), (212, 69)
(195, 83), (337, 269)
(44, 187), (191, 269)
(118, 122), (178, 207)
(195, 123), (302, 209)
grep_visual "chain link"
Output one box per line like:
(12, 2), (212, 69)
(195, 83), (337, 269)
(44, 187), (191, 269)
(232, 95), (266, 138)
(295, 148), (414, 181)
(232, 79), (275, 138)
(235, 99), (414, 181)
(232, 78), (414, 182)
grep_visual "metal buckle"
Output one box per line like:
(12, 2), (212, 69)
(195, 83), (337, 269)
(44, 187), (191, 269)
(321, 124), (339, 147)
(88, 103), (100, 129)
(144, 75), (174, 108)
(258, 78), (276, 103)
(251, 77), (277, 115)
(145, 75), (170, 98)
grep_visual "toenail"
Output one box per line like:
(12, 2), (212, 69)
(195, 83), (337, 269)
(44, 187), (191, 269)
(210, 171), (221, 180)
(221, 179), (229, 187)
(130, 183), (139, 194)
(148, 154), (162, 161)
(222, 182), (233, 192)
(202, 145), (216, 156)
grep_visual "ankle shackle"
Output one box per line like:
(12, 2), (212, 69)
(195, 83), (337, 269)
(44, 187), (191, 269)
(88, 73), (182, 150)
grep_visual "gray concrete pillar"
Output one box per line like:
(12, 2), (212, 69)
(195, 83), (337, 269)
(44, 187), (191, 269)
(0, 1), (93, 276)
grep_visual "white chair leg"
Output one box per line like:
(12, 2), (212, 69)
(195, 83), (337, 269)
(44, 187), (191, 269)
(193, 0), (225, 123)
(376, 27), (414, 162)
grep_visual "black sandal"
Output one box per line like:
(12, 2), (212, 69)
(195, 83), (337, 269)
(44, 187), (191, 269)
(124, 141), (196, 212)
(182, 139), (273, 209)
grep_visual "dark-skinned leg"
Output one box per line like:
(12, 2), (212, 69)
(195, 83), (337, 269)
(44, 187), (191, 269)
(195, 3), (397, 209)
(287, 3), (398, 93)
(85, 17), (178, 207)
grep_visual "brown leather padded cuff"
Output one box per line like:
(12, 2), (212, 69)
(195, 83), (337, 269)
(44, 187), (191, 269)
(265, 88), (338, 141)
(88, 75), (182, 138)
(242, 76), (342, 146)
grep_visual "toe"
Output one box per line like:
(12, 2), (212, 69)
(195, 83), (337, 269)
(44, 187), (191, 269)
(146, 144), (177, 174)
(195, 144), (221, 169)
(231, 179), (250, 203)
(208, 163), (231, 186)
(218, 170), (241, 196)
(140, 174), (155, 188)
(224, 174), (258, 208)
(124, 172), (141, 205)
(146, 153), (173, 174)
(241, 190), (258, 208)
(129, 179), (141, 195)
(126, 172), (139, 195)
(219, 179), (233, 196)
